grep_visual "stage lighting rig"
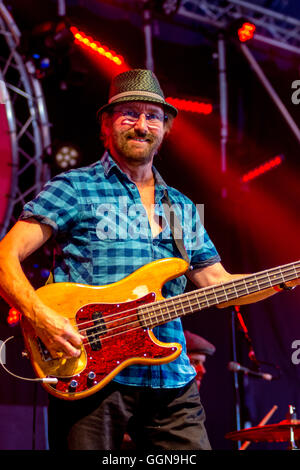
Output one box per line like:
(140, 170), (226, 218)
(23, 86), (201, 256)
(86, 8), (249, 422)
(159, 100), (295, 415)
(154, 0), (182, 16)
(21, 19), (75, 79)
(166, 97), (213, 114)
(138, 0), (182, 16)
(241, 155), (283, 183)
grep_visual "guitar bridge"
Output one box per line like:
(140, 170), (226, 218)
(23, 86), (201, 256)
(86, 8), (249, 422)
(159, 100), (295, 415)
(37, 337), (53, 362)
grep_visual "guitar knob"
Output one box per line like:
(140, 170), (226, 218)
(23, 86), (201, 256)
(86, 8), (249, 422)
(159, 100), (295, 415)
(87, 371), (96, 384)
(69, 379), (78, 391)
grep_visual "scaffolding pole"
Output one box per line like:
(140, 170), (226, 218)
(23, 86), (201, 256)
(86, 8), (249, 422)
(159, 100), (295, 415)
(240, 43), (300, 146)
(218, 34), (229, 198)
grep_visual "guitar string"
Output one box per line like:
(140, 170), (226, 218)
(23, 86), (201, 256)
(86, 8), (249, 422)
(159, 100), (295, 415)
(80, 269), (300, 348)
(74, 265), (300, 338)
(72, 263), (300, 332)
(76, 268), (300, 343)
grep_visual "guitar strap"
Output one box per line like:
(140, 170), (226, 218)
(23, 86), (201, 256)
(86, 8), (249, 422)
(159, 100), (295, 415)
(162, 191), (191, 267)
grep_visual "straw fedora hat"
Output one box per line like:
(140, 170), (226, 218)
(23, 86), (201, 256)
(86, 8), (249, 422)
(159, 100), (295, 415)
(97, 69), (178, 118)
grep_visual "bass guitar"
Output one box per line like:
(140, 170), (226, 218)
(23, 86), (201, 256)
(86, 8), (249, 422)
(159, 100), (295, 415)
(21, 257), (299, 400)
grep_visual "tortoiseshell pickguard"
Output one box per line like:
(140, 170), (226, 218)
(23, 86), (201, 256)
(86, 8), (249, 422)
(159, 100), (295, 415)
(49, 293), (179, 398)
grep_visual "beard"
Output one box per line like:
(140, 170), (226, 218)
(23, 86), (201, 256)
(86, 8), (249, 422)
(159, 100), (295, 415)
(109, 127), (164, 165)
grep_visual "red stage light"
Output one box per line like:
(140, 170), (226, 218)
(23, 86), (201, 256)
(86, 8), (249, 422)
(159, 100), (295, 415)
(166, 97), (213, 115)
(242, 155), (283, 183)
(238, 22), (256, 42)
(70, 26), (125, 67)
(7, 307), (21, 326)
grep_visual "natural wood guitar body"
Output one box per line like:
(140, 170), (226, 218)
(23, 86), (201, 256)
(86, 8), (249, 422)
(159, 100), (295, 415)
(21, 258), (188, 400)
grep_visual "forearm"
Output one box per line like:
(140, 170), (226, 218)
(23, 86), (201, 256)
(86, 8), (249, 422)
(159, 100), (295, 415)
(0, 220), (82, 358)
(0, 253), (45, 325)
(188, 264), (293, 308)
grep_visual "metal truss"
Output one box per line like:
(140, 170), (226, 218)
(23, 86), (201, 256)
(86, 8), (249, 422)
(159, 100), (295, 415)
(178, 0), (300, 55)
(0, 1), (51, 239)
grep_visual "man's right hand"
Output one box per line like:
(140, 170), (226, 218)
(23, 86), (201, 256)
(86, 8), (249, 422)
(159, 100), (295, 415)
(31, 305), (84, 359)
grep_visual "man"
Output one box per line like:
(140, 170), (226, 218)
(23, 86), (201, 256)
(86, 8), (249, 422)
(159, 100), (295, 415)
(184, 330), (216, 390)
(0, 69), (297, 450)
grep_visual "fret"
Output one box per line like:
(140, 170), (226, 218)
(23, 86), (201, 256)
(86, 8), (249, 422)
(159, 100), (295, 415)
(167, 300), (173, 321)
(200, 289), (210, 309)
(186, 295), (193, 315)
(191, 292), (202, 311)
(292, 264), (299, 280)
(254, 274), (262, 290)
(222, 284), (229, 302)
(139, 306), (148, 328)
(223, 282), (235, 301)
(265, 271), (275, 289)
(278, 266), (286, 284)
(212, 287), (219, 304)
(159, 303), (169, 323)
(244, 278), (256, 294)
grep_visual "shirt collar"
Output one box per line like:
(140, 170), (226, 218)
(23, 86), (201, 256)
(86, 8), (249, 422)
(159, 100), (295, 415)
(100, 151), (168, 191)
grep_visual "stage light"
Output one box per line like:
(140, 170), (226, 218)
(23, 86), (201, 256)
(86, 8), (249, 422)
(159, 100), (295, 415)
(242, 155), (283, 183)
(153, 0), (182, 16)
(25, 20), (75, 79)
(70, 26), (126, 68)
(7, 307), (20, 326)
(238, 21), (256, 42)
(54, 143), (82, 170)
(166, 97), (213, 115)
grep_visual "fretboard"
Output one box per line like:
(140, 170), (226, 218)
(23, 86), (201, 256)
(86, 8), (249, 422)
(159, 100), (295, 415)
(138, 260), (300, 329)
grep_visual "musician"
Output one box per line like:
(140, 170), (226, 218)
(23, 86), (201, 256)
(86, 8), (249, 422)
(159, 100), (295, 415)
(184, 330), (216, 390)
(0, 69), (298, 450)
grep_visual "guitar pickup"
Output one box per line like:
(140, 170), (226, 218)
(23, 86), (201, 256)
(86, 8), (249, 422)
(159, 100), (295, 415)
(87, 311), (106, 351)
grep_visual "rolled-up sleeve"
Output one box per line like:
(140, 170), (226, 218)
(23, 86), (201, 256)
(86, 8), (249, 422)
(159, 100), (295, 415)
(19, 173), (80, 237)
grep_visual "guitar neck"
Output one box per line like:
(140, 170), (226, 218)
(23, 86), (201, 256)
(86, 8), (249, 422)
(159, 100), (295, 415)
(139, 260), (300, 328)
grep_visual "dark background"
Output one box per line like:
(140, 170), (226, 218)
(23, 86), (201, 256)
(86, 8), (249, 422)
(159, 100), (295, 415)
(0, 0), (299, 450)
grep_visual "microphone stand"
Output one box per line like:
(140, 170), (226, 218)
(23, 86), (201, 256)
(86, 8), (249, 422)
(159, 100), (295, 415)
(234, 305), (260, 371)
(231, 309), (242, 449)
(231, 305), (260, 449)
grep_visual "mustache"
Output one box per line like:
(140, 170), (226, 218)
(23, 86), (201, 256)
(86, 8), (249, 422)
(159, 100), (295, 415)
(125, 129), (154, 141)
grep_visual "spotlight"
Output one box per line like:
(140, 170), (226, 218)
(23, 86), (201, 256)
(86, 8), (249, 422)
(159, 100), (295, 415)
(7, 307), (20, 326)
(226, 18), (256, 43)
(238, 21), (256, 42)
(154, 0), (182, 16)
(54, 143), (82, 170)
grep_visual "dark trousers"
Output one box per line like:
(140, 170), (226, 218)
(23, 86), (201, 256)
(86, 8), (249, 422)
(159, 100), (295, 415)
(48, 379), (211, 450)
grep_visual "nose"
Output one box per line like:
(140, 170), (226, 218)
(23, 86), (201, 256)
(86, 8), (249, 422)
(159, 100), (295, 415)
(133, 113), (148, 132)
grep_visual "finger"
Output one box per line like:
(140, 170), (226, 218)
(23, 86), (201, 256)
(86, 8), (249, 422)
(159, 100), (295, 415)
(59, 337), (82, 358)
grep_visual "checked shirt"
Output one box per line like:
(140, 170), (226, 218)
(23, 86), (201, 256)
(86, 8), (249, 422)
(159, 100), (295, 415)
(19, 151), (220, 389)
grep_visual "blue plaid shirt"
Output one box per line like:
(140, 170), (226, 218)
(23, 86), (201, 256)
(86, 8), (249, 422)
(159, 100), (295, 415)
(20, 151), (220, 389)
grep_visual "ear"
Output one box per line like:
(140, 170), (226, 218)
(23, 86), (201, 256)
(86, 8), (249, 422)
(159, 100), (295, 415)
(100, 112), (113, 146)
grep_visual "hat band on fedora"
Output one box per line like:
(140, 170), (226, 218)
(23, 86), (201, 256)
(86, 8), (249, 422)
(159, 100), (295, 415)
(108, 90), (165, 104)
